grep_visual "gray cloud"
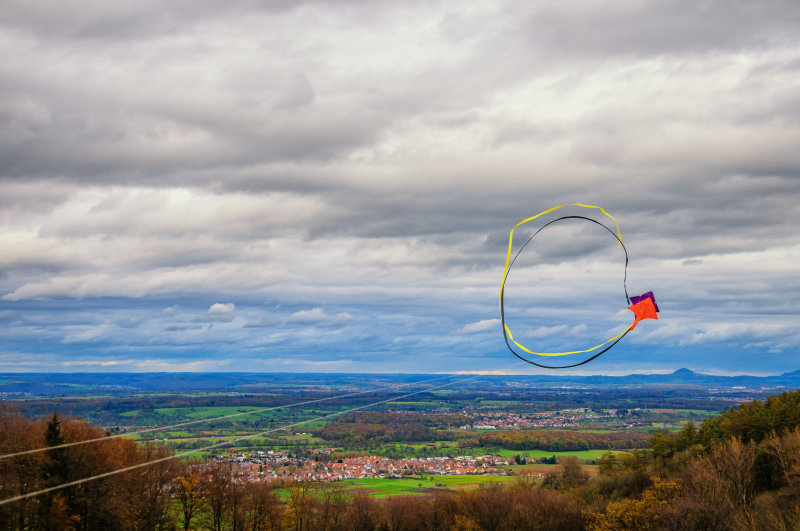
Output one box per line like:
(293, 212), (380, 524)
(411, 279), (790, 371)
(514, 1), (800, 59)
(0, 0), (799, 372)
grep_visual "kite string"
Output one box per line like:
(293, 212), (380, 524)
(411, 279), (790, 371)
(500, 214), (631, 358)
(504, 322), (633, 357)
(0, 373), (459, 461)
(503, 326), (632, 369)
(0, 363), (521, 507)
(500, 203), (622, 306)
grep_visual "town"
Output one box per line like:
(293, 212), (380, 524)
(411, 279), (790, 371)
(222, 450), (513, 482)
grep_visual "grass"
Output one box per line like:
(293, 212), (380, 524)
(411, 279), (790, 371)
(341, 475), (514, 498)
(121, 406), (281, 420)
(405, 441), (457, 451)
(385, 401), (439, 407)
(490, 448), (630, 461)
(364, 443), (633, 462)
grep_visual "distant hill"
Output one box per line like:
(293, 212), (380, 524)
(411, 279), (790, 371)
(518, 367), (800, 388)
(1, 368), (799, 397)
(0, 368), (800, 399)
(0, 372), (444, 397)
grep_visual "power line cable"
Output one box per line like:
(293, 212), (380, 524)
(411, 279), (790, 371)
(0, 373), (459, 461)
(0, 365), (515, 507)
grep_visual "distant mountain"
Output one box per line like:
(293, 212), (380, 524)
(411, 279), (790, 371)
(515, 367), (800, 388)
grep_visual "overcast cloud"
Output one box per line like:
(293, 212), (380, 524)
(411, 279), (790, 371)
(1, 0), (799, 374)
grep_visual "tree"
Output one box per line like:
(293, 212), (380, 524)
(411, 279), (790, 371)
(342, 492), (377, 531)
(243, 480), (283, 531)
(591, 478), (682, 531)
(44, 413), (68, 486)
(41, 413), (78, 529)
(131, 443), (182, 531)
(675, 422), (700, 451)
(597, 451), (617, 475)
(310, 483), (345, 530)
(544, 456), (589, 492)
(0, 407), (46, 530)
(203, 462), (232, 531)
(229, 474), (247, 531)
(286, 480), (315, 531)
(175, 470), (205, 531)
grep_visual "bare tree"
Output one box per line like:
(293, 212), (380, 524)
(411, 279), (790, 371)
(203, 461), (233, 531)
(340, 491), (377, 531)
(132, 443), (182, 531)
(310, 483), (345, 531)
(243, 480), (283, 531)
(286, 480), (315, 531)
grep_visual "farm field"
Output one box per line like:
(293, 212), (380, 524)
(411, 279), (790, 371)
(121, 406), (280, 419)
(506, 448), (631, 461)
(341, 475), (516, 498)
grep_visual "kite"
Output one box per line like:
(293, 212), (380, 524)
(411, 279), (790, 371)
(499, 203), (659, 369)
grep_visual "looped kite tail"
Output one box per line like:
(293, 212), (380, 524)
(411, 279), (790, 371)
(499, 204), (658, 369)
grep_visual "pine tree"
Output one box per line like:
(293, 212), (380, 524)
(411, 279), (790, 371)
(41, 413), (77, 530)
(44, 413), (68, 485)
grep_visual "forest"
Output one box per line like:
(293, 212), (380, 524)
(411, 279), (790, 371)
(313, 412), (470, 445)
(2, 388), (800, 529)
(472, 429), (651, 452)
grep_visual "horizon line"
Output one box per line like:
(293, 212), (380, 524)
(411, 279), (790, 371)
(0, 368), (793, 378)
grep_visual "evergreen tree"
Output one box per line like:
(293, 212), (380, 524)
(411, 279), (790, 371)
(44, 413), (68, 485)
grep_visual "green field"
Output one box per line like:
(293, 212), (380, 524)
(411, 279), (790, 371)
(418, 446), (630, 462)
(121, 406), (282, 420)
(341, 475), (514, 498)
(495, 448), (630, 461)
(384, 401), (439, 407)
(327, 442), (634, 463)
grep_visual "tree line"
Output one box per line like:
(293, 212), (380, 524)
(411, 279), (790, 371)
(469, 429), (651, 452)
(312, 412), (470, 446)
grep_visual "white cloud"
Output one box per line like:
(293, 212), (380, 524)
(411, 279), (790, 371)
(458, 318), (500, 334)
(289, 307), (353, 326)
(570, 324), (588, 335)
(208, 303), (235, 314)
(520, 324), (568, 338)
(61, 359), (136, 367)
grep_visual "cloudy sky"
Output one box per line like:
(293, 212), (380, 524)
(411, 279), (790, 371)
(1, 0), (799, 375)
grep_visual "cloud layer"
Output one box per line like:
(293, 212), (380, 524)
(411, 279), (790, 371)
(1, 0), (799, 373)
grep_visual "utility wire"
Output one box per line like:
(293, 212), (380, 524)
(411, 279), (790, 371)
(0, 373), (459, 461)
(0, 366), (514, 507)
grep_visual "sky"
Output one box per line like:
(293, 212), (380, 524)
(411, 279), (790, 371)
(0, 0), (799, 375)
